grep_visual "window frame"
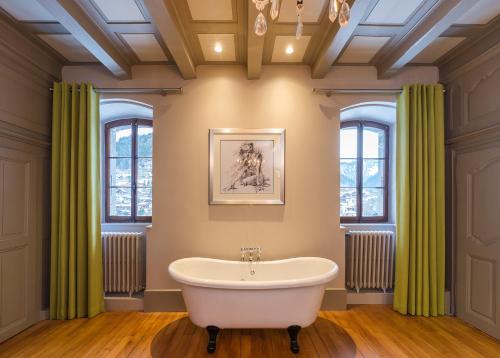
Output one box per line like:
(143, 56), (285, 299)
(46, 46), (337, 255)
(105, 118), (152, 223)
(340, 120), (389, 223)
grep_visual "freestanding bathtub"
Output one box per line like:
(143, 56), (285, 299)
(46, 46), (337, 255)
(168, 257), (338, 354)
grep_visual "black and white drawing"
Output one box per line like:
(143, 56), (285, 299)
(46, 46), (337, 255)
(209, 128), (285, 205)
(220, 141), (274, 193)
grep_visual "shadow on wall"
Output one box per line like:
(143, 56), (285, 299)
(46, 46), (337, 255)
(100, 98), (153, 122)
(149, 316), (357, 357)
(340, 101), (396, 126)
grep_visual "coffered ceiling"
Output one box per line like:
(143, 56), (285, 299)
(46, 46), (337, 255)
(0, 0), (498, 80)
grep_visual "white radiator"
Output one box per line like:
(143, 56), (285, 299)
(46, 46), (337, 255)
(346, 231), (395, 293)
(102, 232), (145, 296)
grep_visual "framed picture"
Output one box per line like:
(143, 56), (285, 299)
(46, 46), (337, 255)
(209, 128), (285, 205)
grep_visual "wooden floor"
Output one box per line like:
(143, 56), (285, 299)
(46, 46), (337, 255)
(1, 305), (499, 357)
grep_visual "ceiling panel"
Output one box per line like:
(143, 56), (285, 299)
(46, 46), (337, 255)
(455, 0), (500, 25)
(198, 33), (236, 61)
(338, 36), (391, 63)
(271, 35), (311, 63)
(121, 34), (167, 62)
(92, 0), (145, 22)
(38, 34), (98, 62)
(364, 0), (425, 25)
(187, 0), (233, 21)
(0, 0), (56, 21)
(411, 37), (466, 63)
(278, 0), (327, 23)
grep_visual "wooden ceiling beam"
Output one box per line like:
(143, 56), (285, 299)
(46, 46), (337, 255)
(247, 0), (265, 80)
(311, 0), (373, 79)
(143, 0), (196, 79)
(38, 0), (131, 80)
(376, 0), (479, 78)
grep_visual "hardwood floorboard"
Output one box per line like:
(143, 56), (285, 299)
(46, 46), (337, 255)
(1, 305), (499, 357)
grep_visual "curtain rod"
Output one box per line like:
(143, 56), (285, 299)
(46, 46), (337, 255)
(313, 88), (446, 96)
(49, 87), (183, 96)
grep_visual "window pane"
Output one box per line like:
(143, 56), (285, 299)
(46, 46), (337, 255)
(137, 125), (153, 157)
(363, 126), (385, 158)
(109, 125), (132, 157)
(340, 127), (358, 158)
(340, 159), (357, 187)
(340, 188), (357, 217)
(136, 187), (152, 217)
(362, 159), (384, 187)
(109, 187), (131, 216)
(109, 158), (132, 186)
(362, 188), (384, 217)
(137, 158), (153, 187)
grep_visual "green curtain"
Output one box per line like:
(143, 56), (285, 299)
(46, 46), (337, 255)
(394, 84), (445, 317)
(50, 82), (104, 319)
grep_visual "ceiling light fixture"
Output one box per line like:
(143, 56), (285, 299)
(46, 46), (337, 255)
(286, 45), (294, 54)
(253, 0), (350, 38)
(214, 42), (223, 53)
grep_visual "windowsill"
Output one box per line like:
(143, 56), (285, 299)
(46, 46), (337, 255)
(101, 222), (152, 233)
(102, 222), (151, 226)
(341, 223), (395, 226)
(341, 222), (396, 232)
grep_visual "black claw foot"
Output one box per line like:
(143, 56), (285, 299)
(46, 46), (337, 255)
(287, 325), (301, 354)
(206, 326), (220, 354)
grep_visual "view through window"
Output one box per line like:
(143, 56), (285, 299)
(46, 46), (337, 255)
(340, 120), (388, 223)
(105, 118), (152, 222)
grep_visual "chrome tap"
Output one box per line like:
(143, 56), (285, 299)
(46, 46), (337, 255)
(240, 247), (262, 261)
(240, 247), (262, 276)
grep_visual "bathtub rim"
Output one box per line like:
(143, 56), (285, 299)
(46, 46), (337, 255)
(168, 256), (339, 290)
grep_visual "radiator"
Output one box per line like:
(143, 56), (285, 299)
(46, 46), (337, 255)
(346, 231), (395, 293)
(102, 232), (145, 296)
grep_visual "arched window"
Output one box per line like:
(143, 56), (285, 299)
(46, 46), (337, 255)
(105, 118), (152, 222)
(340, 120), (388, 223)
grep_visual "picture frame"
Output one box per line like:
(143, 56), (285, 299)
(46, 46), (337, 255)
(209, 128), (285, 205)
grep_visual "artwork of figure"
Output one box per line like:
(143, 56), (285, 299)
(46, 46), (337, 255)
(220, 140), (274, 194)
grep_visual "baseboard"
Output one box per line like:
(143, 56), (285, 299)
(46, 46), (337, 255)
(345, 289), (452, 314)
(105, 296), (144, 311)
(321, 288), (347, 310)
(445, 290), (452, 316)
(39, 310), (49, 320)
(144, 288), (347, 312)
(347, 291), (393, 305)
(144, 289), (186, 312)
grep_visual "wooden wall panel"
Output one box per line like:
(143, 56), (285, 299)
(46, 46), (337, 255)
(0, 247), (28, 331)
(2, 160), (29, 237)
(444, 41), (500, 339)
(0, 14), (56, 342)
(444, 46), (500, 140)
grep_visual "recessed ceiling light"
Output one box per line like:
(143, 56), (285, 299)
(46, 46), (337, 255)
(214, 42), (223, 53)
(285, 45), (294, 55)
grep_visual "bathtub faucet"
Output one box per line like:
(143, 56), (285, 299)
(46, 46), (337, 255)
(240, 247), (262, 262)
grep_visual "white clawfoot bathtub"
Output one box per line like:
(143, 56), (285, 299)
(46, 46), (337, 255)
(169, 257), (338, 353)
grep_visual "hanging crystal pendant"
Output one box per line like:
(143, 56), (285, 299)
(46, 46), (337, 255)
(295, 0), (304, 39)
(270, 0), (279, 21)
(339, 0), (350, 27)
(253, 0), (269, 11)
(296, 17), (303, 39)
(329, 0), (339, 23)
(254, 12), (267, 36)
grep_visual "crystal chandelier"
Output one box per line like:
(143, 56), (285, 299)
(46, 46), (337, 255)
(253, 0), (351, 38)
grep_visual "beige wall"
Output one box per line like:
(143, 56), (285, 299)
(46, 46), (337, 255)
(63, 64), (438, 297)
